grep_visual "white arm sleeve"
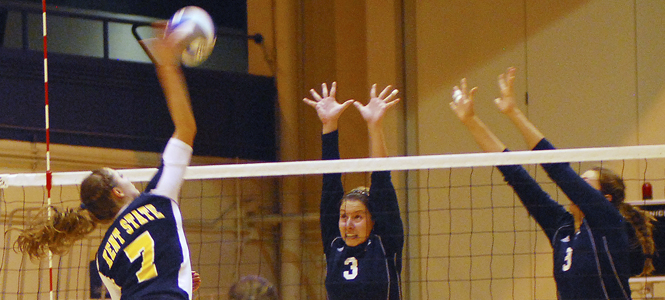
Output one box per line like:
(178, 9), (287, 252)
(151, 138), (193, 203)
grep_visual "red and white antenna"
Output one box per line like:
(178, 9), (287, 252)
(41, 1), (54, 299)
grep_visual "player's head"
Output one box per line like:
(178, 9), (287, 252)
(228, 275), (278, 300)
(339, 187), (375, 247)
(12, 168), (134, 259)
(80, 168), (139, 223)
(582, 167), (625, 206)
(585, 167), (655, 275)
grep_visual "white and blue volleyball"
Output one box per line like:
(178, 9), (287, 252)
(165, 6), (216, 67)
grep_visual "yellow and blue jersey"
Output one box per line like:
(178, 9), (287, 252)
(96, 138), (193, 300)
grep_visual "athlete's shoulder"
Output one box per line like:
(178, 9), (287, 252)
(368, 234), (385, 246)
(551, 224), (575, 243)
(124, 193), (174, 212)
(330, 237), (345, 249)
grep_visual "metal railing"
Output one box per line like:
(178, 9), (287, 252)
(0, 0), (262, 62)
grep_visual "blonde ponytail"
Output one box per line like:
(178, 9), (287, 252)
(14, 206), (97, 260)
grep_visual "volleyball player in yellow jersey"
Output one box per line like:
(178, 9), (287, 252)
(16, 28), (199, 300)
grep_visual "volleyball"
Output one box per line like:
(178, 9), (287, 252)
(165, 6), (216, 67)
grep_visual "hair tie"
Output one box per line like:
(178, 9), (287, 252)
(80, 203), (87, 210)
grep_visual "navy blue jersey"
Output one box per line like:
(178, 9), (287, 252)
(320, 131), (404, 300)
(640, 204), (665, 274)
(97, 138), (193, 300)
(497, 138), (631, 300)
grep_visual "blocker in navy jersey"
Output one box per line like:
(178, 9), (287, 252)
(320, 131), (404, 300)
(498, 138), (631, 300)
(96, 138), (193, 300)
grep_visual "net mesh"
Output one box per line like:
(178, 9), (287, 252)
(2, 145), (665, 299)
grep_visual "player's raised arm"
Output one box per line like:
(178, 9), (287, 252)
(353, 84), (399, 158)
(305, 82), (352, 252)
(449, 78), (506, 153)
(493, 67), (543, 149)
(303, 82), (354, 134)
(149, 29), (197, 147)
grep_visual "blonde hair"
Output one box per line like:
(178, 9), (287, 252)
(14, 168), (123, 259)
(14, 206), (97, 259)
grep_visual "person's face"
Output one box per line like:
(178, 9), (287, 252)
(339, 199), (374, 247)
(581, 170), (601, 191)
(108, 168), (140, 203)
(569, 170), (600, 222)
(572, 169), (612, 222)
(581, 169), (613, 201)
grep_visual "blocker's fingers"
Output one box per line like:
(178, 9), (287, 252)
(469, 86), (478, 99)
(309, 89), (323, 101)
(341, 99), (355, 108)
(322, 83), (329, 98)
(303, 98), (318, 108)
(506, 67), (516, 86)
(384, 98), (400, 109)
(339, 99), (355, 114)
(370, 84), (377, 98)
(378, 85), (393, 99)
(384, 89), (399, 102)
(329, 82), (337, 98)
(498, 73), (507, 91)
(353, 100), (365, 110)
(452, 88), (463, 104)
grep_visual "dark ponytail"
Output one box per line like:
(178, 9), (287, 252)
(593, 167), (655, 275)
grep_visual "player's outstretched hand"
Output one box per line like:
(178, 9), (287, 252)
(449, 78), (478, 124)
(353, 84), (400, 128)
(138, 21), (180, 67)
(494, 67), (517, 114)
(303, 82), (354, 125)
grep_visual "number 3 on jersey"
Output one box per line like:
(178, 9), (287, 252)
(343, 257), (358, 280)
(562, 247), (573, 272)
(124, 231), (158, 282)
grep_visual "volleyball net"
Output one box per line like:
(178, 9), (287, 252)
(3, 145), (665, 299)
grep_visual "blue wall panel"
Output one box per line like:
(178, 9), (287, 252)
(0, 48), (276, 161)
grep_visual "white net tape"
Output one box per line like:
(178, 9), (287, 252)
(3, 144), (665, 187)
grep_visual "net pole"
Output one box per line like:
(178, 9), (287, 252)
(41, 1), (54, 299)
